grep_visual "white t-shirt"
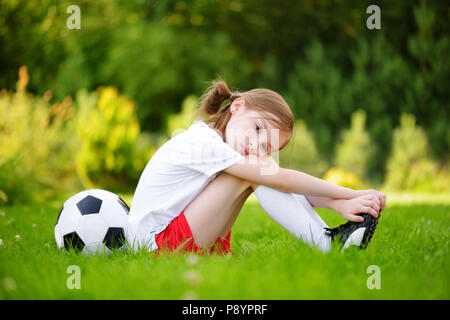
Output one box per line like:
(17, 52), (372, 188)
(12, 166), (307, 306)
(126, 120), (244, 251)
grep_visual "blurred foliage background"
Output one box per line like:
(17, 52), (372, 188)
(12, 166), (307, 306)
(0, 0), (449, 205)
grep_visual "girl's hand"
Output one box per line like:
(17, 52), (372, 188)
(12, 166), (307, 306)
(355, 189), (386, 212)
(334, 194), (381, 223)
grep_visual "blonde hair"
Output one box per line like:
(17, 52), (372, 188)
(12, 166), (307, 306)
(192, 78), (295, 151)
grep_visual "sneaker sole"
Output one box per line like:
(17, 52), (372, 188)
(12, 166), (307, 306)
(341, 212), (380, 251)
(359, 213), (379, 249)
(341, 227), (366, 251)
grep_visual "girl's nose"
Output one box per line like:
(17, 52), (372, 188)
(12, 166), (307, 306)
(249, 140), (263, 155)
(249, 140), (256, 154)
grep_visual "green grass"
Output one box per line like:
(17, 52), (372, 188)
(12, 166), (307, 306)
(0, 195), (449, 299)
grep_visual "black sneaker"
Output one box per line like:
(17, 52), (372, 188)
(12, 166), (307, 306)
(324, 211), (381, 251)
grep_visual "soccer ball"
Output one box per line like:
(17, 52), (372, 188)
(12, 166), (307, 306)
(54, 189), (130, 255)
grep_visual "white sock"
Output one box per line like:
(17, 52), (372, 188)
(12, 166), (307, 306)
(253, 185), (332, 253)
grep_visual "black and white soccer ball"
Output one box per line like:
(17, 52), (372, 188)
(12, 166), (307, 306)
(54, 189), (130, 255)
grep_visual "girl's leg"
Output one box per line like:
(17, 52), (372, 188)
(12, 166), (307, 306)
(217, 186), (254, 239)
(253, 185), (331, 253)
(184, 172), (253, 248)
(184, 172), (331, 252)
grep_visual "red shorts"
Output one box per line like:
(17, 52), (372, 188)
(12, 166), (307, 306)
(155, 210), (233, 256)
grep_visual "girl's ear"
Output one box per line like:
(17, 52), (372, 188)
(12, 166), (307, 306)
(231, 98), (245, 114)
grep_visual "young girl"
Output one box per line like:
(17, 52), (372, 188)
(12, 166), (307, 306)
(127, 79), (386, 255)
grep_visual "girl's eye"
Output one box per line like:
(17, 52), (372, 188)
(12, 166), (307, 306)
(256, 124), (260, 131)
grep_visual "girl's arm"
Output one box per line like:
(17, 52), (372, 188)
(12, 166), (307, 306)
(281, 167), (363, 199)
(305, 195), (338, 209)
(284, 169), (386, 212)
(225, 155), (362, 199)
(306, 194), (383, 222)
(225, 155), (386, 220)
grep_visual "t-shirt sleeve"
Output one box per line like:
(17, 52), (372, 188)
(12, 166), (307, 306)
(168, 127), (244, 178)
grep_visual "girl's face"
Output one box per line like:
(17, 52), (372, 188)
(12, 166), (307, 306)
(221, 98), (291, 157)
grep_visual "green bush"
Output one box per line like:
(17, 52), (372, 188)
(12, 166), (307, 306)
(75, 87), (155, 192)
(285, 9), (450, 177)
(334, 110), (373, 181)
(1, 1), (448, 193)
(285, 40), (347, 161)
(279, 119), (329, 177)
(284, 36), (415, 178)
(0, 66), (80, 205)
(384, 113), (449, 192)
(99, 22), (251, 132)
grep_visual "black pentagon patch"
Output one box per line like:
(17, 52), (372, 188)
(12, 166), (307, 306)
(76, 195), (102, 215)
(103, 227), (126, 249)
(117, 197), (130, 214)
(55, 206), (64, 226)
(63, 232), (85, 252)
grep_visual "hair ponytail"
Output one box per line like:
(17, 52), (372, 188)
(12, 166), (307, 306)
(193, 78), (240, 137)
(198, 79), (234, 115)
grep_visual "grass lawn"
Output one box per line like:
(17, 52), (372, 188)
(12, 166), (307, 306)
(0, 193), (448, 299)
